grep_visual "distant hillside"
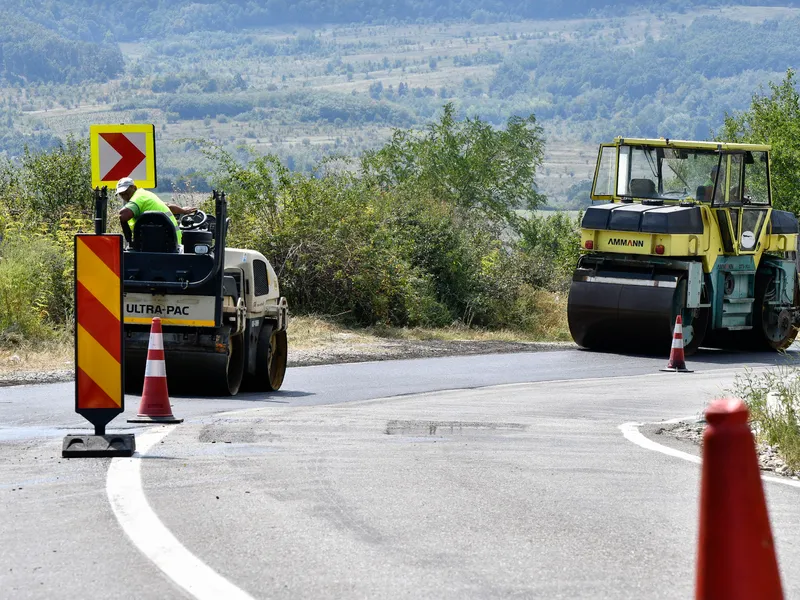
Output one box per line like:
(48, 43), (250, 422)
(0, 12), (123, 84)
(4, 3), (800, 205)
(0, 0), (789, 83)
(3, 1), (792, 40)
(485, 15), (800, 140)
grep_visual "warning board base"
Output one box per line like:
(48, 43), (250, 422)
(62, 433), (135, 458)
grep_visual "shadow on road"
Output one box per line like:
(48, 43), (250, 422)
(576, 345), (800, 368)
(167, 389), (314, 402)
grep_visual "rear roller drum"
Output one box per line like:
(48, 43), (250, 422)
(753, 276), (798, 351)
(245, 325), (288, 392)
(204, 333), (245, 396)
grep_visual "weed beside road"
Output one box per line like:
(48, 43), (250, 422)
(733, 365), (800, 470)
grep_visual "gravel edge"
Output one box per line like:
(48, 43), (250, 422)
(0, 339), (575, 387)
(656, 421), (800, 480)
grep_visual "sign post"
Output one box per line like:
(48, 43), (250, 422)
(93, 186), (108, 235)
(90, 124), (157, 189)
(62, 234), (134, 457)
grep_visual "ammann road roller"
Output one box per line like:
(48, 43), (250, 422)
(568, 137), (800, 354)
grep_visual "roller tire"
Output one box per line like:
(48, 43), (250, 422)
(247, 325), (287, 392)
(206, 332), (245, 396)
(567, 271), (706, 356)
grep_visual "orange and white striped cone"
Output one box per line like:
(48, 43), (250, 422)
(127, 317), (183, 423)
(661, 315), (693, 373)
(695, 398), (783, 599)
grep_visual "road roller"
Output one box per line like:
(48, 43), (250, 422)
(95, 190), (288, 395)
(568, 137), (800, 354)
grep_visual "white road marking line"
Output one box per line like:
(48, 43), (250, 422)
(620, 421), (800, 490)
(106, 426), (255, 600)
(619, 421), (701, 465)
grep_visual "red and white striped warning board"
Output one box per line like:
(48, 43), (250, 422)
(74, 234), (124, 413)
(90, 124), (156, 189)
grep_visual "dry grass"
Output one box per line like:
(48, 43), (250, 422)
(288, 315), (378, 349)
(525, 289), (571, 341)
(0, 336), (73, 375)
(289, 290), (570, 348)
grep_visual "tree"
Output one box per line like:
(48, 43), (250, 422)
(717, 69), (800, 214)
(231, 72), (248, 90)
(361, 103), (546, 229)
(369, 81), (383, 99)
(2, 136), (93, 230)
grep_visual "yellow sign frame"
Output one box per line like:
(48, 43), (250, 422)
(90, 124), (157, 189)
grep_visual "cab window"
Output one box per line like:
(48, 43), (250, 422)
(592, 145), (616, 198)
(741, 151), (770, 205)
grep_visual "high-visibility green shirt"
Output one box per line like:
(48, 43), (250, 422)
(124, 189), (181, 243)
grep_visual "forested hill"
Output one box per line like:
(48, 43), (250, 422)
(0, 13), (122, 84)
(0, 0), (787, 84)
(4, 0), (792, 40)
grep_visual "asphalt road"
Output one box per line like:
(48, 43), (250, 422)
(2, 346), (800, 598)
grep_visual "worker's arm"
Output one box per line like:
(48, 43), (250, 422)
(168, 204), (197, 216)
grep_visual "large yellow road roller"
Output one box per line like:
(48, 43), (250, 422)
(568, 137), (799, 354)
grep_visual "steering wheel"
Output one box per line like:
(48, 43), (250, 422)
(180, 209), (207, 230)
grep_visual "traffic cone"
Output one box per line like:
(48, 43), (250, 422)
(695, 398), (783, 600)
(661, 315), (692, 372)
(127, 317), (183, 424)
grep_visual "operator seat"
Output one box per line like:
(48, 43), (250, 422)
(132, 211), (178, 253)
(629, 178), (656, 197)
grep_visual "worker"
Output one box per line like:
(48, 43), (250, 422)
(703, 165), (722, 202)
(116, 177), (196, 249)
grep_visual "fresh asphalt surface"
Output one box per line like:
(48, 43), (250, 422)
(3, 345), (800, 598)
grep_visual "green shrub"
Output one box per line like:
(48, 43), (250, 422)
(0, 230), (71, 342)
(202, 108), (574, 335)
(518, 211), (582, 292)
(0, 137), (91, 347)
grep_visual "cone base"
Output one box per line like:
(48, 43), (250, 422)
(127, 415), (184, 423)
(660, 367), (693, 373)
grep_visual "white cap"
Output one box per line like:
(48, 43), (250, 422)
(116, 177), (135, 194)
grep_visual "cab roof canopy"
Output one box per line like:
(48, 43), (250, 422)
(611, 137), (771, 153)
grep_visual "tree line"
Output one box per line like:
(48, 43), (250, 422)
(2, 1), (792, 42)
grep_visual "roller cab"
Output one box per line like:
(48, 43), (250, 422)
(568, 138), (800, 354)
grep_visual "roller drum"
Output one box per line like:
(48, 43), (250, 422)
(568, 268), (681, 353)
(124, 329), (244, 396)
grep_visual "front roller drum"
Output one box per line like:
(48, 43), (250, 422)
(124, 333), (245, 396)
(568, 271), (706, 355)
